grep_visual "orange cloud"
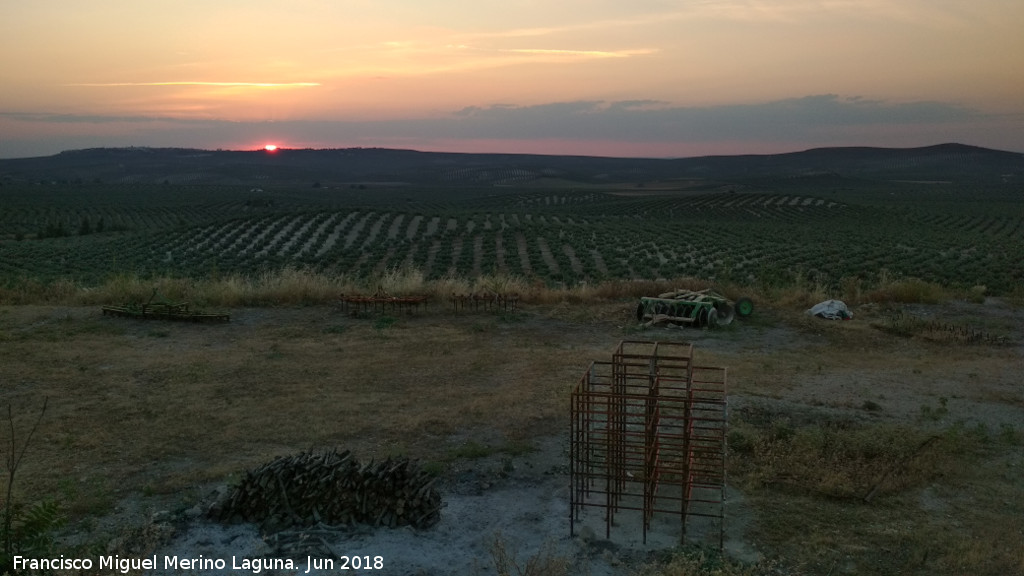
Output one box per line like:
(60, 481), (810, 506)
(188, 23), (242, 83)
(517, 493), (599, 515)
(66, 82), (320, 88)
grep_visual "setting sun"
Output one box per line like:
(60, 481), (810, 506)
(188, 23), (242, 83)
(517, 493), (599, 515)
(264, 144), (278, 151)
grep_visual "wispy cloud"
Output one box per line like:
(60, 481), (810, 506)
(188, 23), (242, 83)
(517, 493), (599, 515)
(443, 95), (979, 141)
(459, 0), (982, 38)
(456, 10), (690, 41)
(0, 112), (204, 124)
(66, 81), (320, 88)
(309, 40), (656, 78)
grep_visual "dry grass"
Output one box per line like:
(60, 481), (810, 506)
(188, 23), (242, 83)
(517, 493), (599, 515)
(1, 269), (733, 311)
(488, 535), (569, 576)
(0, 304), (604, 511)
(867, 276), (948, 305)
(0, 266), (960, 310)
(632, 548), (781, 576)
(740, 438), (1024, 575)
(723, 391), (1024, 575)
(762, 280), (830, 310)
(727, 415), (988, 500)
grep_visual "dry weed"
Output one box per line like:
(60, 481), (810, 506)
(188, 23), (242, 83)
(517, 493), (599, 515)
(0, 268), (980, 309)
(868, 277), (948, 304)
(489, 535), (569, 576)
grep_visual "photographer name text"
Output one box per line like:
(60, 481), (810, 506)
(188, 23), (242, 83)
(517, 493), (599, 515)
(14, 554), (385, 573)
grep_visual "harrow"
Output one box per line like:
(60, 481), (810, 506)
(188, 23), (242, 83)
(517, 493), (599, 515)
(636, 288), (752, 328)
(450, 291), (519, 313)
(102, 290), (230, 323)
(338, 293), (428, 315)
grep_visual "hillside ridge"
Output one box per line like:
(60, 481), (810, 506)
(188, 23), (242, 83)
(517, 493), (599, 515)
(1, 143), (1021, 186)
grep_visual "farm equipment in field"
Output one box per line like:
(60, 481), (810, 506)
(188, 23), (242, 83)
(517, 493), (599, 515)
(635, 288), (753, 328)
(102, 289), (230, 323)
(338, 286), (430, 316)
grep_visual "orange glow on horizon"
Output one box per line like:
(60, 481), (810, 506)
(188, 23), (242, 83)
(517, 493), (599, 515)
(264, 144), (278, 151)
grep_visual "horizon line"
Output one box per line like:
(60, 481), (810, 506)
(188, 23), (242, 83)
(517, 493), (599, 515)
(2, 141), (1018, 162)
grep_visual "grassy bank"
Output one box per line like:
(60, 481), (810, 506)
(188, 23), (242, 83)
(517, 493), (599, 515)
(0, 266), (989, 309)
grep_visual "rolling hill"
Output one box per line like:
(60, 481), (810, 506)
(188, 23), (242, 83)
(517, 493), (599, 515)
(1, 143), (1021, 188)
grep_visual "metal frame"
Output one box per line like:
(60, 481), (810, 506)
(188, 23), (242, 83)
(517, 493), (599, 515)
(101, 290), (229, 322)
(570, 340), (727, 547)
(338, 294), (428, 315)
(449, 292), (519, 313)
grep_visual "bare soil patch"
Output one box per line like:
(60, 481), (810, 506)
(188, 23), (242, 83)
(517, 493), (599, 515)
(495, 233), (509, 275)
(536, 237), (561, 276)
(277, 216), (316, 257)
(447, 237), (464, 276)
(256, 215), (303, 257)
(591, 249), (610, 276)
(343, 212), (373, 250)
(385, 213), (404, 241)
(315, 212), (358, 257)
(514, 231), (533, 276)
(298, 212), (343, 257)
(401, 242), (420, 269)
(424, 239), (441, 276)
(405, 214), (422, 240)
(562, 244), (584, 275)
(424, 216), (440, 237)
(360, 213), (390, 248)
(472, 234), (484, 277)
(371, 245), (398, 275)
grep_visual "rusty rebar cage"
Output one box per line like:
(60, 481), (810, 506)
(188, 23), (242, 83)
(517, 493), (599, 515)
(570, 340), (727, 546)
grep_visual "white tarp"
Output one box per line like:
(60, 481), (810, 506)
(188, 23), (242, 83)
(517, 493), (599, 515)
(807, 299), (853, 320)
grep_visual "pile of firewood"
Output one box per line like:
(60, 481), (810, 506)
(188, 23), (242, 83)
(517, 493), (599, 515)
(209, 449), (442, 532)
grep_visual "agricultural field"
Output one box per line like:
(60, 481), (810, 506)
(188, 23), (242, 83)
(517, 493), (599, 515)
(1, 146), (1023, 576)
(1, 176), (1022, 295)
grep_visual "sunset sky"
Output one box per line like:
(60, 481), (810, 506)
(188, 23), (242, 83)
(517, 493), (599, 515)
(2, 0), (1022, 158)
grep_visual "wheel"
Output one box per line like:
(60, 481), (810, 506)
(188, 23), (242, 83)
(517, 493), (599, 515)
(734, 297), (754, 318)
(635, 302), (647, 322)
(706, 307), (718, 328)
(697, 306), (711, 327)
(714, 302), (735, 326)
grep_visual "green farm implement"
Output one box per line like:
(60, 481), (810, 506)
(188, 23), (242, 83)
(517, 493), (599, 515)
(102, 290), (230, 323)
(635, 289), (753, 328)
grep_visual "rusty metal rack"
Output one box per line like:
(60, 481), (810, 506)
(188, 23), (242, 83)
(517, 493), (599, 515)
(449, 292), (520, 313)
(101, 290), (229, 323)
(101, 302), (230, 323)
(338, 294), (428, 315)
(570, 340), (727, 547)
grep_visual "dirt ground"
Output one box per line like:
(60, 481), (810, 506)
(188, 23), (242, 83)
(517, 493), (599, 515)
(1, 296), (1022, 575)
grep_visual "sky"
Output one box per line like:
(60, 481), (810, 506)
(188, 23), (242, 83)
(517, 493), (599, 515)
(2, 0), (1023, 158)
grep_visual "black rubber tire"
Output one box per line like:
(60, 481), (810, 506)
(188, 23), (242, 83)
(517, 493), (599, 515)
(734, 297), (754, 318)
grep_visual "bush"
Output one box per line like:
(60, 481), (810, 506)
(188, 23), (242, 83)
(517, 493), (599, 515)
(868, 277), (948, 304)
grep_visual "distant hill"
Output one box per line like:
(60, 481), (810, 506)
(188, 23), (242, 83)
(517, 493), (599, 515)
(0, 143), (1020, 187)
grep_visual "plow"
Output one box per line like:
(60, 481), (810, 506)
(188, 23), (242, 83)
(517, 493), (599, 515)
(635, 289), (753, 328)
